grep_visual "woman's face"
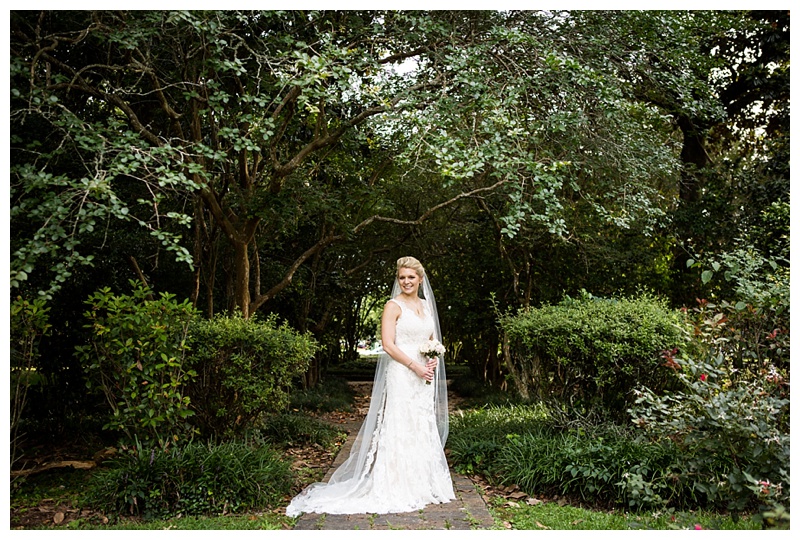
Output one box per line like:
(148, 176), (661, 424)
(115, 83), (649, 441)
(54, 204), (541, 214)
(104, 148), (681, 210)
(398, 267), (422, 296)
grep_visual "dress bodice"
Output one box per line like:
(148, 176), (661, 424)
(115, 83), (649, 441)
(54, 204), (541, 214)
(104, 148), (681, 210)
(389, 297), (435, 349)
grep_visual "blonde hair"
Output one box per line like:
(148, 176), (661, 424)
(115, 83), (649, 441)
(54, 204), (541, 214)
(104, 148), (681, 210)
(396, 256), (425, 278)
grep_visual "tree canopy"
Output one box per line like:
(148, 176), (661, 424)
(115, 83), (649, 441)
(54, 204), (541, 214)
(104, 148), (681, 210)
(10, 9), (789, 389)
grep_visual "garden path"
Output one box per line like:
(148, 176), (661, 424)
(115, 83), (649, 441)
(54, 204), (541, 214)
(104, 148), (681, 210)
(292, 382), (496, 530)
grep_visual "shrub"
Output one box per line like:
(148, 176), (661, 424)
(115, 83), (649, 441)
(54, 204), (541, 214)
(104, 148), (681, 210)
(76, 282), (198, 450)
(500, 291), (688, 420)
(499, 426), (682, 508)
(87, 437), (293, 519)
(448, 365), (513, 407)
(326, 358), (379, 381)
(683, 297), (789, 376)
(185, 312), (317, 439)
(629, 351), (790, 513)
(10, 296), (51, 466)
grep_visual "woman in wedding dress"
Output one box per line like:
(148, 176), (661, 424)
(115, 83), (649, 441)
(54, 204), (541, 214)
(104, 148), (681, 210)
(286, 256), (455, 516)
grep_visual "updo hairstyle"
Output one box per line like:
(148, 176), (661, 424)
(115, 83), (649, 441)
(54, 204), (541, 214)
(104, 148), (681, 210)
(396, 256), (425, 278)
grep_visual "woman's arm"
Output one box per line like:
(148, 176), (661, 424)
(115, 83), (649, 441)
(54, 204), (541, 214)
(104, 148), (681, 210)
(381, 301), (434, 381)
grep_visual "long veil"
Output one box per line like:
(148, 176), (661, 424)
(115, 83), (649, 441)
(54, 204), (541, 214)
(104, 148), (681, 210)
(285, 273), (448, 516)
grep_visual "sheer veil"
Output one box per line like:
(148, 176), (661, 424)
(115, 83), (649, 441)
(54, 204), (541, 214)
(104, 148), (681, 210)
(285, 272), (448, 516)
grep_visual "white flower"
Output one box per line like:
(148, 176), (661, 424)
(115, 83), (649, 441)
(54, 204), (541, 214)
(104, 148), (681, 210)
(419, 339), (446, 358)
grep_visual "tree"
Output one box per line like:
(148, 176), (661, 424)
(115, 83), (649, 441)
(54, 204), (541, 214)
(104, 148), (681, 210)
(11, 10), (685, 320)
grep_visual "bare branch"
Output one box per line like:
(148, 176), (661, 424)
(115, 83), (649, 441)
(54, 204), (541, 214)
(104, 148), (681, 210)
(250, 232), (344, 313)
(352, 176), (507, 234)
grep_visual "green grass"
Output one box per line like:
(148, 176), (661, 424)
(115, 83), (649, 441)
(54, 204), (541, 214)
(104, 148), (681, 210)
(491, 500), (761, 530)
(76, 514), (288, 530)
(23, 513), (291, 530)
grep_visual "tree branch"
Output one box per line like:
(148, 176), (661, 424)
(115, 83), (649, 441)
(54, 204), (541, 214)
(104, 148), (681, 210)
(352, 175), (507, 234)
(378, 45), (431, 64)
(249, 233), (344, 313)
(271, 75), (443, 181)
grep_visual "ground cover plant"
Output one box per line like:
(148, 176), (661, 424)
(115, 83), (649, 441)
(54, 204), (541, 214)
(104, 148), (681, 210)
(86, 437), (294, 519)
(448, 398), (788, 526)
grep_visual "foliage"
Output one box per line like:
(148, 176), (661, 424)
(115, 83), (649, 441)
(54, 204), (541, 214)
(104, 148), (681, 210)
(447, 403), (550, 478)
(629, 351), (789, 514)
(260, 413), (344, 449)
(449, 405), (688, 509)
(87, 514), (285, 530)
(682, 297), (789, 377)
(76, 282), (199, 450)
(289, 376), (354, 413)
(8, 10), (703, 319)
(9, 35), (197, 298)
(184, 312), (318, 439)
(326, 358), (381, 381)
(690, 243), (789, 371)
(86, 437), (293, 519)
(500, 292), (688, 419)
(10, 296), (52, 465)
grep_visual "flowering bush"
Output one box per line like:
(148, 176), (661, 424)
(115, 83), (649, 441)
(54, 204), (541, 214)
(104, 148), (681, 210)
(629, 351), (789, 513)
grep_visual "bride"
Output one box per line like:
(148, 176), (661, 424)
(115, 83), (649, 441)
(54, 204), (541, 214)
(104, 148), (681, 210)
(286, 256), (455, 516)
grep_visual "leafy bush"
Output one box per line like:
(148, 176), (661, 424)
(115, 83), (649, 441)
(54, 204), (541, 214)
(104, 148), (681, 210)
(326, 358), (379, 381)
(500, 291), (688, 420)
(629, 351), (790, 513)
(684, 297), (789, 375)
(689, 245), (789, 372)
(76, 282), (198, 450)
(185, 312), (317, 439)
(87, 437), (293, 519)
(499, 426), (678, 507)
(10, 296), (51, 466)
(448, 365), (513, 407)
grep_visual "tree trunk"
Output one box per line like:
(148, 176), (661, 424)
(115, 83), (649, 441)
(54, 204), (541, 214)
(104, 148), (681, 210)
(671, 115), (711, 305)
(502, 332), (529, 399)
(677, 115), (709, 203)
(233, 240), (251, 319)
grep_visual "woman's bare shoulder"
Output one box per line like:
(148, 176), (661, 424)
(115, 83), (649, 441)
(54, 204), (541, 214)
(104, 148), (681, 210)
(385, 297), (402, 309)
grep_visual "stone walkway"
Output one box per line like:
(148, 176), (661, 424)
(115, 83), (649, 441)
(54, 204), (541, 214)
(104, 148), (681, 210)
(294, 407), (496, 530)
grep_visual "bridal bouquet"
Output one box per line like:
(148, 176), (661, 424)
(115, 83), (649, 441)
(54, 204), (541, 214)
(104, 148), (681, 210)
(419, 339), (446, 384)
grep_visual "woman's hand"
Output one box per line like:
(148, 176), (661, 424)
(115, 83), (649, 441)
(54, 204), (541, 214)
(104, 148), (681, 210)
(421, 358), (437, 382)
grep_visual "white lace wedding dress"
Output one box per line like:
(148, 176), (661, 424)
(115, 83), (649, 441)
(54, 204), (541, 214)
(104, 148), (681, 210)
(286, 297), (455, 516)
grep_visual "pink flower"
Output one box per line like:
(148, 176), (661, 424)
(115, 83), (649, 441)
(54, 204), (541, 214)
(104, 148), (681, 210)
(694, 524), (703, 530)
(700, 374), (707, 382)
